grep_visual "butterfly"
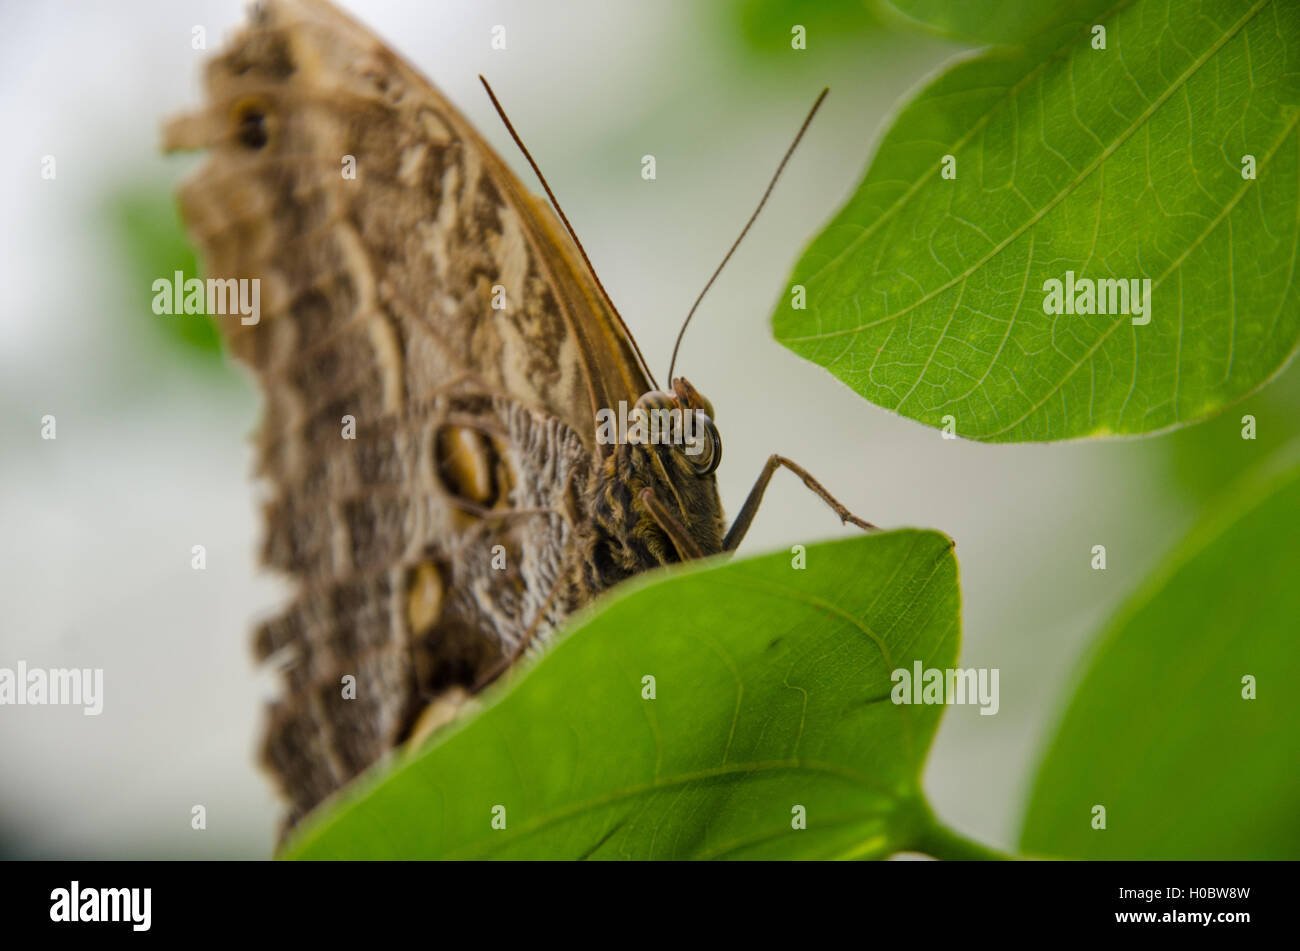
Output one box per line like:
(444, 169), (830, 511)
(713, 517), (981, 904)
(164, 0), (871, 834)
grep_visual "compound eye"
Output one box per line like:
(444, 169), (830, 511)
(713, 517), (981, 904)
(686, 413), (721, 476)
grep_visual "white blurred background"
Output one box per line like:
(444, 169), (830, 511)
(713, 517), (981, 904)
(1, 0), (1296, 858)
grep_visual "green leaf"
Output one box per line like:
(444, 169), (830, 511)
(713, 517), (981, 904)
(774, 0), (1300, 442)
(283, 531), (960, 860)
(1020, 451), (1300, 858)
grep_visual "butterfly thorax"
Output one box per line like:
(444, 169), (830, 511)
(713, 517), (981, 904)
(582, 377), (726, 592)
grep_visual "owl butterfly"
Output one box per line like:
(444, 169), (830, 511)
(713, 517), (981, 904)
(164, 0), (872, 835)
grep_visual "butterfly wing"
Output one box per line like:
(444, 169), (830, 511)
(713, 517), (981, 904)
(164, 0), (651, 828)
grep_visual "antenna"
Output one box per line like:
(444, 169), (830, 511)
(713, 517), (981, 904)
(479, 75), (660, 392)
(666, 87), (829, 384)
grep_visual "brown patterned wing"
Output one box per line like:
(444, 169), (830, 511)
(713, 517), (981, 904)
(163, 0), (651, 829)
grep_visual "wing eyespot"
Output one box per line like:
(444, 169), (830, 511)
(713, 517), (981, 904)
(231, 98), (271, 150)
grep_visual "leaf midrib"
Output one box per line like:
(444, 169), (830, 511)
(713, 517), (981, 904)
(782, 0), (1273, 346)
(438, 758), (909, 859)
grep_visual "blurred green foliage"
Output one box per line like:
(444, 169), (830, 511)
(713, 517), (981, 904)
(1161, 357), (1300, 502)
(727, 0), (889, 55)
(108, 186), (223, 362)
(1022, 453), (1300, 858)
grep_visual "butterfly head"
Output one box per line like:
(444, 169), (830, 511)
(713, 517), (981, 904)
(629, 377), (721, 477)
(592, 376), (726, 570)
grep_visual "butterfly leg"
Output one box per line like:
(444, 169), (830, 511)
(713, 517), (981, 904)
(639, 487), (705, 560)
(723, 454), (877, 552)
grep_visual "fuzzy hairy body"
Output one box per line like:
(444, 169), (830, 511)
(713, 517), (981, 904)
(585, 441), (726, 591)
(165, 0), (726, 832)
